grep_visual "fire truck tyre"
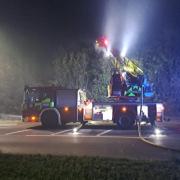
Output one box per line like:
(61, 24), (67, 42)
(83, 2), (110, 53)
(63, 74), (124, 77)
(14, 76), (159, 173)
(149, 118), (155, 127)
(40, 109), (61, 128)
(78, 109), (84, 123)
(117, 116), (134, 129)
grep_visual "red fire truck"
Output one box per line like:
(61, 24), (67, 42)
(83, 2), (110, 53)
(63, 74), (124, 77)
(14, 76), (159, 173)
(22, 84), (164, 129)
(22, 38), (164, 129)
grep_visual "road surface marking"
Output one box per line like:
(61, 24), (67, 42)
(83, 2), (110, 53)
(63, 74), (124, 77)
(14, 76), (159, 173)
(96, 130), (112, 136)
(0, 125), (17, 128)
(26, 135), (55, 137)
(16, 122), (40, 128)
(26, 134), (140, 139)
(0, 124), (18, 127)
(50, 129), (73, 136)
(5, 129), (30, 135)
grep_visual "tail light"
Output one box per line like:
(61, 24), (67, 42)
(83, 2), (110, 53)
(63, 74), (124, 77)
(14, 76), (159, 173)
(121, 106), (127, 112)
(64, 107), (69, 112)
(30, 115), (38, 122)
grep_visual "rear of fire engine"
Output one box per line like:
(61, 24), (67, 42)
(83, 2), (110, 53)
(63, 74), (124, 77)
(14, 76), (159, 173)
(90, 37), (164, 129)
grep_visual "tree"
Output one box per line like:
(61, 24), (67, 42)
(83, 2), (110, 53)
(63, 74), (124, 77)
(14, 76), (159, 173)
(52, 43), (111, 100)
(134, 29), (180, 115)
(0, 32), (45, 114)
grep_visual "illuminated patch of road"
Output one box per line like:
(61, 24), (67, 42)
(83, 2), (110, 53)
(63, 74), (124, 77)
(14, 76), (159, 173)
(26, 134), (140, 139)
(19, 128), (140, 138)
(24, 128), (141, 139)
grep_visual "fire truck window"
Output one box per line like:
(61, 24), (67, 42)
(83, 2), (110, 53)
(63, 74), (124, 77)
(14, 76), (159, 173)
(26, 90), (41, 104)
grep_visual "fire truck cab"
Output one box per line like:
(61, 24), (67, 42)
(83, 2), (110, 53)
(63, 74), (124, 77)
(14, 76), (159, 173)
(22, 86), (85, 127)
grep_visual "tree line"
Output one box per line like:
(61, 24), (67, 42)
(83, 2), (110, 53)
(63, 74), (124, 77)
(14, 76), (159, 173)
(0, 33), (179, 115)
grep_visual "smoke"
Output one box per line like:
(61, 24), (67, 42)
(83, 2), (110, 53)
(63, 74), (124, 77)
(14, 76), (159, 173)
(104, 0), (155, 56)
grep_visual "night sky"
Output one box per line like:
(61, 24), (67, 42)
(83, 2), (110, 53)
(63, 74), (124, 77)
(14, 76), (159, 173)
(0, 0), (180, 62)
(0, 0), (105, 37)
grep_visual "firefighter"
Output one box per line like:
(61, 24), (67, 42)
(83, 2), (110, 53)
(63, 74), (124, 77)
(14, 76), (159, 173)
(110, 70), (125, 96)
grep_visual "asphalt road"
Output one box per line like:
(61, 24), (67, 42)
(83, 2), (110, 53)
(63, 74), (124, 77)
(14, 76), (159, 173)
(0, 120), (180, 160)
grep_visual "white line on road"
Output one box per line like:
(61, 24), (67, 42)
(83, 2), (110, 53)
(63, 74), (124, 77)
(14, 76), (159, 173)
(0, 124), (18, 127)
(5, 129), (30, 135)
(0, 125), (17, 128)
(26, 134), (140, 139)
(96, 130), (112, 136)
(50, 129), (73, 136)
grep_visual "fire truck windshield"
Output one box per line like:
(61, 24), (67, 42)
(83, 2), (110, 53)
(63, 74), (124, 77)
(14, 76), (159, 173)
(24, 89), (41, 104)
(24, 87), (53, 106)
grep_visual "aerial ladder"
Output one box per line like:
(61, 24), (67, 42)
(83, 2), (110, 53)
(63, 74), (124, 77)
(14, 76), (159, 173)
(93, 37), (162, 128)
(96, 36), (153, 99)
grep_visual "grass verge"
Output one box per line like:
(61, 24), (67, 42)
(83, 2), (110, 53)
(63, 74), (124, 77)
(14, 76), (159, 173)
(0, 154), (179, 180)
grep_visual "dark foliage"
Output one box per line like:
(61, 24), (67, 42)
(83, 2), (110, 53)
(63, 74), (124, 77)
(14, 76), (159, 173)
(0, 154), (179, 180)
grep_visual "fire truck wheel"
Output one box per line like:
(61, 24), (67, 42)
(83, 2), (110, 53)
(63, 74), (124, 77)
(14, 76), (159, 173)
(117, 116), (134, 129)
(78, 109), (84, 123)
(40, 108), (61, 128)
(149, 118), (155, 127)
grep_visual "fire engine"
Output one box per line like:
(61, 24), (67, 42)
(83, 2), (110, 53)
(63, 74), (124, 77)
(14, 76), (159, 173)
(22, 37), (164, 129)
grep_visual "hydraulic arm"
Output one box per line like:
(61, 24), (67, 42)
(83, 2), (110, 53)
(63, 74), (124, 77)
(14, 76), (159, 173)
(96, 37), (153, 98)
